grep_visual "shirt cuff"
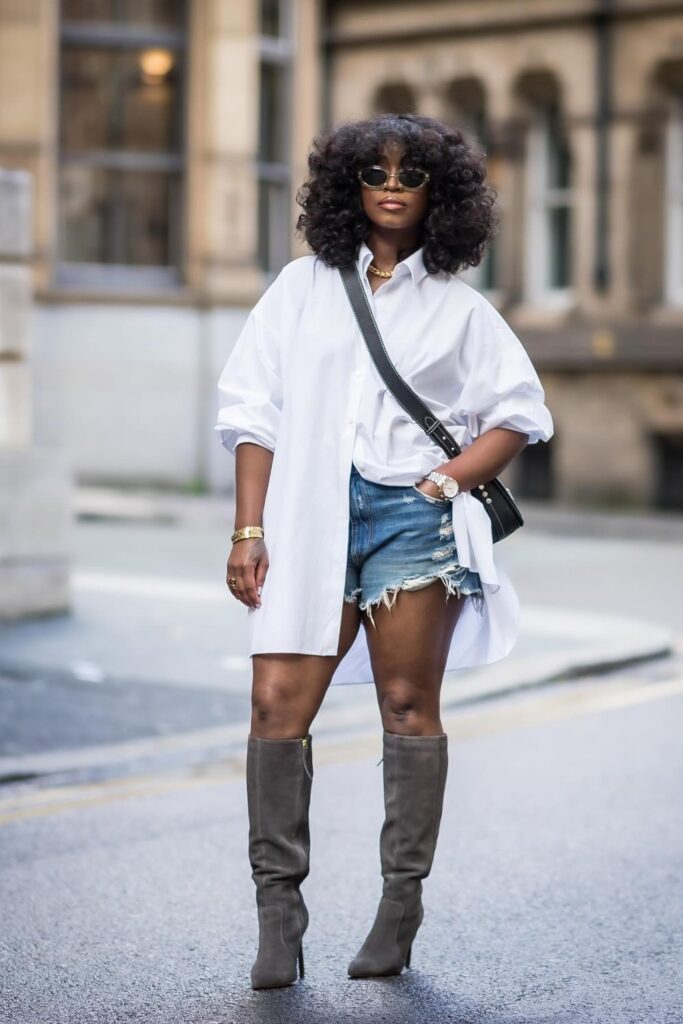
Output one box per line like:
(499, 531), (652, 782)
(233, 433), (275, 453)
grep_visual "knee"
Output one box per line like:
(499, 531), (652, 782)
(379, 679), (437, 735)
(251, 677), (304, 738)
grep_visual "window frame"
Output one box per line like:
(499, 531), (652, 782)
(524, 106), (574, 309)
(55, 4), (188, 290)
(664, 95), (683, 307)
(455, 113), (502, 300)
(256, 0), (293, 282)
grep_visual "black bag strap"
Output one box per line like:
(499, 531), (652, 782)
(339, 264), (462, 461)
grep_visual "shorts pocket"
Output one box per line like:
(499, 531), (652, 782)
(411, 483), (450, 506)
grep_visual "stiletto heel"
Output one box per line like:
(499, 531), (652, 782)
(248, 735), (314, 989)
(347, 732), (448, 979)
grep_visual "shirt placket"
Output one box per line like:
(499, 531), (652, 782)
(344, 272), (376, 445)
(350, 270), (407, 471)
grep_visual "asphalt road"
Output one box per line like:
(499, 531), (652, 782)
(1, 666), (681, 1024)
(0, 670), (249, 760)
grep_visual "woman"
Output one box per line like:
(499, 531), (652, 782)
(215, 113), (554, 990)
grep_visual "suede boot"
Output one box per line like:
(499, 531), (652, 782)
(246, 733), (313, 989)
(348, 730), (448, 978)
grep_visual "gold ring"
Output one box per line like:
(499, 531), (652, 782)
(228, 578), (238, 587)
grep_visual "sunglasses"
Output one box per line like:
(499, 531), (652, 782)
(357, 165), (430, 190)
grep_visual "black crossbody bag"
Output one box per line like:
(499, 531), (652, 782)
(339, 264), (524, 543)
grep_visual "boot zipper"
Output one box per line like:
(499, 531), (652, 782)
(301, 736), (312, 780)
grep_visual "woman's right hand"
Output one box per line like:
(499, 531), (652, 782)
(226, 538), (269, 608)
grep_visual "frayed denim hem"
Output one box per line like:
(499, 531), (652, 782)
(347, 566), (484, 629)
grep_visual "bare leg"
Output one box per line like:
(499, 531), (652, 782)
(247, 598), (362, 988)
(250, 598), (362, 738)
(364, 580), (466, 735)
(347, 580), (466, 979)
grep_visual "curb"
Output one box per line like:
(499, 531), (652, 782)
(441, 644), (673, 712)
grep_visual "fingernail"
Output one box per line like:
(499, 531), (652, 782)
(257, 586), (263, 595)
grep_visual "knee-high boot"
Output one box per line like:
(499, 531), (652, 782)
(246, 733), (313, 989)
(347, 730), (448, 978)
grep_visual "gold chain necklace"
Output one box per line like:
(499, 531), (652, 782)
(368, 262), (394, 278)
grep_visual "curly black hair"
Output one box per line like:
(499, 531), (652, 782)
(295, 113), (497, 275)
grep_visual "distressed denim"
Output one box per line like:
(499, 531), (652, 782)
(344, 463), (484, 627)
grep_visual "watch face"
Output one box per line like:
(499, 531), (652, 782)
(443, 478), (459, 498)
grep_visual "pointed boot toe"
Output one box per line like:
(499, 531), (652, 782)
(247, 735), (313, 989)
(347, 897), (419, 978)
(250, 905), (304, 989)
(349, 731), (447, 980)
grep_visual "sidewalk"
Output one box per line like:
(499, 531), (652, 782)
(0, 488), (679, 784)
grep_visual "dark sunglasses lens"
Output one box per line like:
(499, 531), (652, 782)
(400, 168), (427, 188)
(360, 167), (386, 187)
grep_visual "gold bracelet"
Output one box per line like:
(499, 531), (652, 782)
(231, 526), (265, 543)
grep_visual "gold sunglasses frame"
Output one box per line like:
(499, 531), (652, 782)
(357, 165), (431, 191)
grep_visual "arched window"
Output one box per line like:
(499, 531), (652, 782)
(516, 72), (574, 306)
(372, 82), (417, 116)
(443, 77), (498, 295)
(664, 93), (683, 305)
(444, 76), (486, 144)
(528, 100), (573, 303)
(643, 59), (683, 308)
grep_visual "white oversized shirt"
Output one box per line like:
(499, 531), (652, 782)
(215, 241), (554, 685)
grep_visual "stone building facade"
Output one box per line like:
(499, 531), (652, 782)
(323, 0), (683, 508)
(0, 0), (682, 507)
(0, 169), (71, 619)
(0, 0), (321, 491)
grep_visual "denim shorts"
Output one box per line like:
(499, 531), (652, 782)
(344, 463), (484, 627)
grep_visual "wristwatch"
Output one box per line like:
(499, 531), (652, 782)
(426, 471), (460, 500)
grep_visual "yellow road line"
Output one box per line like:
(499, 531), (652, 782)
(0, 677), (680, 827)
(440, 675), (683, 740)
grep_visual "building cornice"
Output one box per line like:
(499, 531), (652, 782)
(322, 2), (683, 50)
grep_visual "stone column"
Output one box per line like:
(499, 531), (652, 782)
(0, 169), (71, 619)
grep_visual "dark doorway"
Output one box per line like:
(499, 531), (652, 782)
(653, 432), (683, 509)
(515, 436), (555, 500)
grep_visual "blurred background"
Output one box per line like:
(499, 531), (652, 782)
(1, 0), (683, 752)
(0, 6), (682, 1020)
(1, 0), (683, 510)
(1, 0), (683, 791)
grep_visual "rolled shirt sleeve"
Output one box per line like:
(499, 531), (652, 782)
(214, 304), (284, 457)
(462, 299), (554, 445)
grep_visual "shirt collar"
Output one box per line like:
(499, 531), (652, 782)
(356, 241), (429, 287)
